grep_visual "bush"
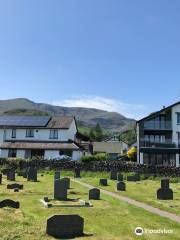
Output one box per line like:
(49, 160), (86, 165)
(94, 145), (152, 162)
(81, 153), (107, 162)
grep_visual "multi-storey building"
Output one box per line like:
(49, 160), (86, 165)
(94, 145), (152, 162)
(137, 101), (180, 167)
(0, 115), (83, 160)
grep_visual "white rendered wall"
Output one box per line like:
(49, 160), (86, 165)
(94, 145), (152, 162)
(0, 149), (8, 158)
(3, 119), (77, 142)
(44, 150), (60, 159)
(72, 151), (82, 161)
(16, 150), (25, 158)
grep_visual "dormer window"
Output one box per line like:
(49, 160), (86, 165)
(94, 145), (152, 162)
(49, 129), (58, 139)
(12, 129), (16, 138)
(26, 129), (34, 137)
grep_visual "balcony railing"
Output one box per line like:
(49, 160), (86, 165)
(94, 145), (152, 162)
(144, 121), (172, 130)
(141, 140), (177, 148)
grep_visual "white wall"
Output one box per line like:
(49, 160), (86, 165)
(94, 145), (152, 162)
(172, 103), (180, 145)
(16, 150), (25, 158)
(3, 119), (77, 142)
(72, 151), (82, 161)
(0, 149), (8, 158)
(44, 150), (60, 159)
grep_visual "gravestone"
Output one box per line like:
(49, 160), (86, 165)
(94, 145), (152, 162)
(0, 199), (20, 209)
(110, 171), (117, 180)
(127, 174), (140, 182)
(54, 179), (68, 201)
(7, 170), (15, 181)
(89, 188), (100, 200)
(117, 173), (123, 182)
(62, 177), (70, 189)
(99, 179), (108, 186)
(157, 179), (173, 200)
(0, 173), (2, 184)
(23, 170), (27, 178)
(14, 188), (19, 192)
(117, 182), (126, 191)
(46, 215), (84, 239)
(44, 197), (49, 202)
(27, 167), (37, 182)
(54, 171), (60, 180)
(7, 183), (23, 190)
(74, 169), (81, 178)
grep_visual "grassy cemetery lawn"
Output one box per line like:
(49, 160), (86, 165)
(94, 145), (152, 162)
(78, 171), (180, 216)
(0, 172), (179, 240)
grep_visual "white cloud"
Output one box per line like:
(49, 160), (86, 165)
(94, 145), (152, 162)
(52, 95), (147, 120)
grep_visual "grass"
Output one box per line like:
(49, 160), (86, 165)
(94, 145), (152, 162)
(0, 172), (179, 239)
(78, 171), (180, 216)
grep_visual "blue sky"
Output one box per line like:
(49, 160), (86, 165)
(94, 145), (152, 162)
(0, 0), (180, 119)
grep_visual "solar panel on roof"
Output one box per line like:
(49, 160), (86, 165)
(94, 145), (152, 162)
(0, 116), (51, 127)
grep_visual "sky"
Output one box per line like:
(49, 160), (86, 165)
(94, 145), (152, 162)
(0, 0), (180, 120)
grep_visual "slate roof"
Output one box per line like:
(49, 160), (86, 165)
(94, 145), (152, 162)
(0, 116), (74, 129)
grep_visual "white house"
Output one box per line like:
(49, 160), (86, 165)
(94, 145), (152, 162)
(0, 116), (83, 160)
(137, 100), (180, 167)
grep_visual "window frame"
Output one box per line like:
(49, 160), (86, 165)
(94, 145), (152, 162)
(49, 129), (58, 139)
(12, 129), (16, 138)
(26, 129), (34, 138)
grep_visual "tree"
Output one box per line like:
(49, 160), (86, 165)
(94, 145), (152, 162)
(89, 129), (96, 141)
(127, 147), (137, 162)
(95, 123), (103, 141)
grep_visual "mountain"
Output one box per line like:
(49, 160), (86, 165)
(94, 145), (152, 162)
(0, 98), (135, 132)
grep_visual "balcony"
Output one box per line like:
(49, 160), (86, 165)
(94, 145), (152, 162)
(141, 139), (176, 148)
(144, 121), (172, 130)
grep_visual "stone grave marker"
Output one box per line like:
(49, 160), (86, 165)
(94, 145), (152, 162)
(157, 179), (173, 200)
(0, 199), (20, 209)
(127, 174), (140, 182)
(54, 171), (60, 180)
(117, 181), (126, 191)
(0, 173), (2, 184)
(89, 188), (100, 200)
(110, 171), (117, 180)
(27, 167), (37, 182)
(54, 179), (67, 201)
(7, 170), (15, 181)
(46, 215), (84, 239)
(99, 179), (108, 186)
(7, 183), (23, 190)
(74, 169), (81, 178)
(117, 173), (123, 182)
(61, 177), (70, 189)
(14, 188), (19, 192)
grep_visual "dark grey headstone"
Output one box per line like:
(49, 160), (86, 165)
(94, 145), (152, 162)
(54, 171), (60, 180)
(89, 188), (100, 200)
(46, 215), (84, 239)
(7, 183), (23, 190)
(117, 181), (126, 191)
(157, 179), (173, 200)
(27, 167), (37, 182)
(117, 173), (123, 182)
(157, 188), (173, 200)
(161, 179), (169, 189)
(44, 197), (49, 202)
(7, 171), (15, 181)
(0, 199), (20, 209)
(74, 169), (81, 178)
(127, 174), (140, 182)
(14, 188), (19, 192)
(99, 179), (108, 186)
(0, 174), (2, 184)
(61, 177), (70, 189)
(110, 171), (117, 180)
(54, 179), (67, 201)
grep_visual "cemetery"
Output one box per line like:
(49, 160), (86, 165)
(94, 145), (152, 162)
(0, 166), (179, 239)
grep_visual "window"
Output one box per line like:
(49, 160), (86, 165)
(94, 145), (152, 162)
(12, 129), (16, 138)
(177, 113), (180, 124)
(49, 129), (58, 139)
(8, 149), (17, 158)
(26, 129), (34, 137)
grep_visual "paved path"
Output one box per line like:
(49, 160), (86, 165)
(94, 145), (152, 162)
(72, 178), (180, 224)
